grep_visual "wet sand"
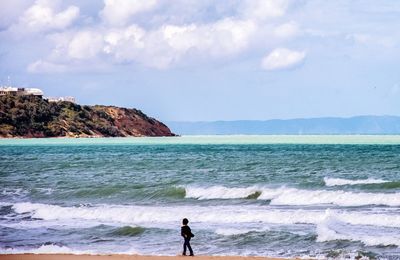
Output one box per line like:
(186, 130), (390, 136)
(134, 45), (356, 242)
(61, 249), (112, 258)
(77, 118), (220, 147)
(0, 255), (296, 260)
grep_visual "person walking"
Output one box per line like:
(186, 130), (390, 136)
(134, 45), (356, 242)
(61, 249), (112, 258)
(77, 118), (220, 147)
(181, 218), (194, 256)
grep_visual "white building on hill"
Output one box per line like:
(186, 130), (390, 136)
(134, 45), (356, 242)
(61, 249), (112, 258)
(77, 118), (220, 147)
(46, 96), (76, 103)
(0, 85), (76, 103)
(0, 87), (44, 97)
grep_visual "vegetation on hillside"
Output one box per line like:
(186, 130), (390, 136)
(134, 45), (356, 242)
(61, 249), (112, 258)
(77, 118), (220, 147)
(0, 95), (174, 138)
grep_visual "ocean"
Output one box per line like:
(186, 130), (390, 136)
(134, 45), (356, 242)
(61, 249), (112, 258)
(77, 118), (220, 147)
(1, 136), (400, 259)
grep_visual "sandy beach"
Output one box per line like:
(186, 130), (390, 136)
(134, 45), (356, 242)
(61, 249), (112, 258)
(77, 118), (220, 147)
(0, 255), (292, 260)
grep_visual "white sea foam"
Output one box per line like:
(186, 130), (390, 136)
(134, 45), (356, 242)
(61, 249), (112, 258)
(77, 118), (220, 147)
(329, 210), (400, 228)
(35, 188), (54, 195)
(0, 201), (12, 207)
(316, 220), (400, 247)
(262, 188), (400, 207)
(185, 185), (261, 199)
(9, 202), (400, 228)
(215, 228), (254, 236)
(12, 202), (317, 225)
(324, 177), (389, 186)
(1, 188), (28, 197)
(0, 218), (112, 230)
(1, 187), (53, 197)
(0, 244), (140, 255)
(215, 226), (271, 236)
(185, 185), (400, 207)
(0, 244), (79, 254)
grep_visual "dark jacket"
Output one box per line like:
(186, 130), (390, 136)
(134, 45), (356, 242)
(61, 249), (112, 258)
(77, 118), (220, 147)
(181, 225), (194, 239)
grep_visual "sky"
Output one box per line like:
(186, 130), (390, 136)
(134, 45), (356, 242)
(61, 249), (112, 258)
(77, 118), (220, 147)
(0, 0), (400, 121)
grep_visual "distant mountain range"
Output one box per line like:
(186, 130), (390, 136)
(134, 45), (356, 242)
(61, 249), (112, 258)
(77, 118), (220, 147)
(168, 116), (400, 135)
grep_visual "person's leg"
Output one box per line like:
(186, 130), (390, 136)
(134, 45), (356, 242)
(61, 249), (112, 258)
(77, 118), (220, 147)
(183, 239), (187, 255)
(186, 239), (194, 256)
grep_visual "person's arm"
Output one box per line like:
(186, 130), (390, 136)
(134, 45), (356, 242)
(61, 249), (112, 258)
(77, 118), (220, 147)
(181, 226), (187, 238)
(188, 226), (194, 237)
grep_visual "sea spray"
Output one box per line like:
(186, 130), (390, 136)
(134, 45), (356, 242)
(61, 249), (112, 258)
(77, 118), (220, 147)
(184, 185), (400, 206)
(8, 202), (400, 228)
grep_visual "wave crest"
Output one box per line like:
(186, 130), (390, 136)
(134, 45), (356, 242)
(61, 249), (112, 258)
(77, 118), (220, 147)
(317, 219), (400, 246)
(324, 177), (389, 186)
(185, 185), (400, 207)
(185, 186), (261, 200)
(111, 226), (145, 237)
(9, 202), (400, 228)
(0, 244), (139, 255)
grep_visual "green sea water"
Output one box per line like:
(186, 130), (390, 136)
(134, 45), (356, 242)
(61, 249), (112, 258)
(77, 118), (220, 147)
(0, 135), (399, 259)
(2, 135), (400, 145)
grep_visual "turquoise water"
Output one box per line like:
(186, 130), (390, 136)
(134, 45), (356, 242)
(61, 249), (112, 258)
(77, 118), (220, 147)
(1, 136), (400, 259)
(2, 135), (400, 145)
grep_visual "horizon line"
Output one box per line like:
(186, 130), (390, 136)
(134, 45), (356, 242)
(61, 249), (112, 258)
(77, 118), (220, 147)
(166, 115), (400, 123)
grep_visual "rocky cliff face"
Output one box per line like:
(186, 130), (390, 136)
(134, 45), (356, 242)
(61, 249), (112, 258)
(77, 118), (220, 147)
(96, 106), (175, 137)
(0, 95), (175, 138)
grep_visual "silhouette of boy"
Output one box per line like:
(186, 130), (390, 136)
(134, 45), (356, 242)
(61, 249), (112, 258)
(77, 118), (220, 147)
(181, 218), (194, 256)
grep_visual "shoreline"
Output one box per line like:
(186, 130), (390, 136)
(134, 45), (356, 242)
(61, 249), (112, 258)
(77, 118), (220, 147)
(0, 134), (179, 139)
(0, 254), (296, 260)
(1, 133), (400, 138)
(1, 135), (400, 146)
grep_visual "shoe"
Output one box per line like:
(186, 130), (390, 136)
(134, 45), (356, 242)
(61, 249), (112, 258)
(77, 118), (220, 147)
(189, 254), (194, 256)
(182, 254), (186, 256)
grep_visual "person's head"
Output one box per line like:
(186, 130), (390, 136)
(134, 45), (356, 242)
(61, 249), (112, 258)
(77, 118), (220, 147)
(182, 218), (189, 225)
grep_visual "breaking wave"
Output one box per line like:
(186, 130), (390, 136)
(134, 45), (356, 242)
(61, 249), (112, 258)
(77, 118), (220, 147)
(7, 202), (400, 228)
(324, 177), (390, 186)
(110, 226), (145, 237)
(215, 226), (270, 236)
(316, 220), (400, 247)
(0, 244), (139, 255)
(215, 228), (253, 236)
(0, 244), (80, 255)
(184, 185), (400, 207)
(185, 186), (261, 200)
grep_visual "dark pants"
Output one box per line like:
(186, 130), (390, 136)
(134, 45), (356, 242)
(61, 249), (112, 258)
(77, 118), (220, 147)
(183, 237), (193, 255)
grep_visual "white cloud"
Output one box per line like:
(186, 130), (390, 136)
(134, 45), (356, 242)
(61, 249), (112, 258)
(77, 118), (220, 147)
(347, 33), (396, 48)
(141, 18), (257, 68)
(31, 17), (257, 70)
(27, 59), (67, 73)
(67, 31), (103, 59)
(25, 30), (105, 73)
(100, 0), (158, 26)
(15, 0), (79, 32)
(273, 21), (299, 38)
(0, 0), (34, 29)
(22, 1), (305, 71)
(261, 48), (306, 70)
(240, 0), (289, 20)
(161, 18), (256, 56)
(103, 25), (145, 58)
